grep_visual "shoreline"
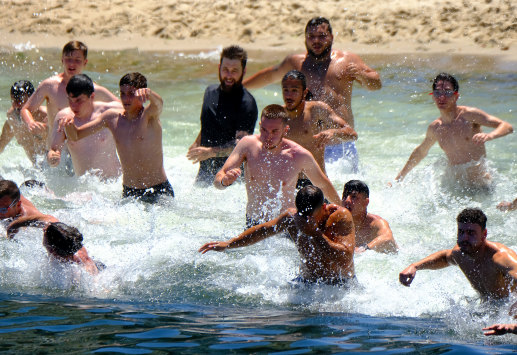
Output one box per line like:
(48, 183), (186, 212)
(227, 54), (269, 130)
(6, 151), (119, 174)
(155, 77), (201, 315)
(2, 31), (517, 65)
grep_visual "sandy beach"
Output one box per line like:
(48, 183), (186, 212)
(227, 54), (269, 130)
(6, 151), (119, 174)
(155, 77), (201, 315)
(0, 0), (515, 58)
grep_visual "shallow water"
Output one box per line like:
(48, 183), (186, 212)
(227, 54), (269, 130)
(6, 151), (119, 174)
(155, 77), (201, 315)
(0, 47), (516, 353)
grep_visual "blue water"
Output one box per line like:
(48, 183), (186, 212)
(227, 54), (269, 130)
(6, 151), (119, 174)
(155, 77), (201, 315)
(0, 47), (516, 353)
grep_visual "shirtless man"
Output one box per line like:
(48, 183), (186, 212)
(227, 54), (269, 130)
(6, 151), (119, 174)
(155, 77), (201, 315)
(244, 17), (381, 169)
(64, 72), (173, 202)
(342, 180), (398, 254)
(48, 74), (122, 179)
(281, 70), (357, 186)
(199, 185), (355, 285)
(214, 104), (341, 227)
(0, 81), (47, 165)
(399, 208), (517, 301)
(395, 73), (513, 188)
(0, 179), (58, 238)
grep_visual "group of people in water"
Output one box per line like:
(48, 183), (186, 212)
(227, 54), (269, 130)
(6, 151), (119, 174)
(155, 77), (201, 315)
(0, 16), (516, 336)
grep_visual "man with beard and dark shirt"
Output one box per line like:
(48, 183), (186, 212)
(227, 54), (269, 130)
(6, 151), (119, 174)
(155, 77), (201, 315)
(187, 45), (258, 185)
(244, 17), (381, 171)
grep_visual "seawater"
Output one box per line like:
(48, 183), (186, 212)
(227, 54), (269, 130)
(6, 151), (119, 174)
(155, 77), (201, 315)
(0, 47), (516, 353)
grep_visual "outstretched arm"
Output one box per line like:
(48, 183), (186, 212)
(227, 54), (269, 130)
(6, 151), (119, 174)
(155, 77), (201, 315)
(399, 249), (454, 286)
(199, 211), (292, 253)
(301, 152), (341, 205)
(187, 130), (249, 164)
(63, 110), (111, 142)
(395, 125), (437, 182)
(6, 214), (58, 239)
(497, 198), (517, 212)
(243, 55), (296, 89)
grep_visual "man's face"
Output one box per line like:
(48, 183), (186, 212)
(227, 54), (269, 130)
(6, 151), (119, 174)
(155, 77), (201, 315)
(432, 80), (458, 110)
(305, 24), (333, 59)
(219, 57), (244, 92)
(342, 191), (369, 215)
(0, 195), (21, 219)
(120, 85), (142, 111)
(11, 93), (29, 110)
(62, 50), (87, 77)
(282, 79), (305, 111)
(259, 118), (287, 150)
(68, 93), (93, 117)
(457, 222), (486, 255)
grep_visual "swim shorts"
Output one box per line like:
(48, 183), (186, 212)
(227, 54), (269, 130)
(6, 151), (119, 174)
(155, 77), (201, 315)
(122, 180), (174, 203)
(290, 274), (358, 287)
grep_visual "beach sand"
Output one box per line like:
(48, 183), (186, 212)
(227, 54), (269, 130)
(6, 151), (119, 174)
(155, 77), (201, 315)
(0, 0), (515, 59)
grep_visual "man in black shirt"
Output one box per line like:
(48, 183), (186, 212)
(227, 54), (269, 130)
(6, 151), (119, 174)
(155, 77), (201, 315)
(187, 45), (258, 185)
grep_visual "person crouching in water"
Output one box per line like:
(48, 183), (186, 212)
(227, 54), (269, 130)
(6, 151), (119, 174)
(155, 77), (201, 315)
(43, 222), (104, 275)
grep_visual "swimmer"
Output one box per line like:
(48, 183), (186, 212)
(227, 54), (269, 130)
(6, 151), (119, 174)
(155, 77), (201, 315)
(187, 45), (258, 185)
(0, 179), (57, 238)
(214, 104), (341, 227)
(0, 81), (47, 165)
(497, 198), (517, 212)
(399, 208), (517, 301)
(64, 73), (173, 202)
(281, 70), (357, 187)
(48, 74), (122, 179)
(244, 17), (381, 169)
(199, 185), (355, 285)
(43, 222), (103, 275)
(342, 180), (398, 253)
(395, 73), (513, 188)
(21, 41), (118, 148)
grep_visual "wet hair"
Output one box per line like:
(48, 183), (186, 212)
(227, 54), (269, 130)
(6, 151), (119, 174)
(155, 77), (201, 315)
(119, 72), (147, 89)
(456, 208), (487, 230)
(342, 180), (369, 199)
(62, 41), (88, 59)
(44, 222), (83, 258)
(0, 180), (20, 201)
(296, 185), (324, 217)
(11, 80), (35, 102)
(21, 180), (45, 189)
(66, 74), (94, 97)
(220, 45), (248, 70)
(305, 17), (333, 35)
(260, 104), (288, 124)
(282, 70), (307, 91)
(432, 73), (459, 92)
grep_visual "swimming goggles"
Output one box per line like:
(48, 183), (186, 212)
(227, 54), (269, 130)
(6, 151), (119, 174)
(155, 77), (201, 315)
(0, 198), (19, 213)
(430, 90), (457, 98)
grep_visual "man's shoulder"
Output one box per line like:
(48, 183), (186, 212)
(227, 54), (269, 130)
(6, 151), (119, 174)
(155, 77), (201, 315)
(489, 241), (517, 262)
(326, 205), (353, 225)
(56, 107), (73, 119)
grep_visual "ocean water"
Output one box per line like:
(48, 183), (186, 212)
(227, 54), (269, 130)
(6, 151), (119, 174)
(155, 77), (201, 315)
(0, 46), (516, 353)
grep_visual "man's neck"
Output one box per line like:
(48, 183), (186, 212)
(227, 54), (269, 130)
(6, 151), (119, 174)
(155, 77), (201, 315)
(125, 107), (144, 121)
(439, 105), (460, 123)
(306, 52), (332, 65)
(285, 102), (306, 120)
(75, 106), (95, 121)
